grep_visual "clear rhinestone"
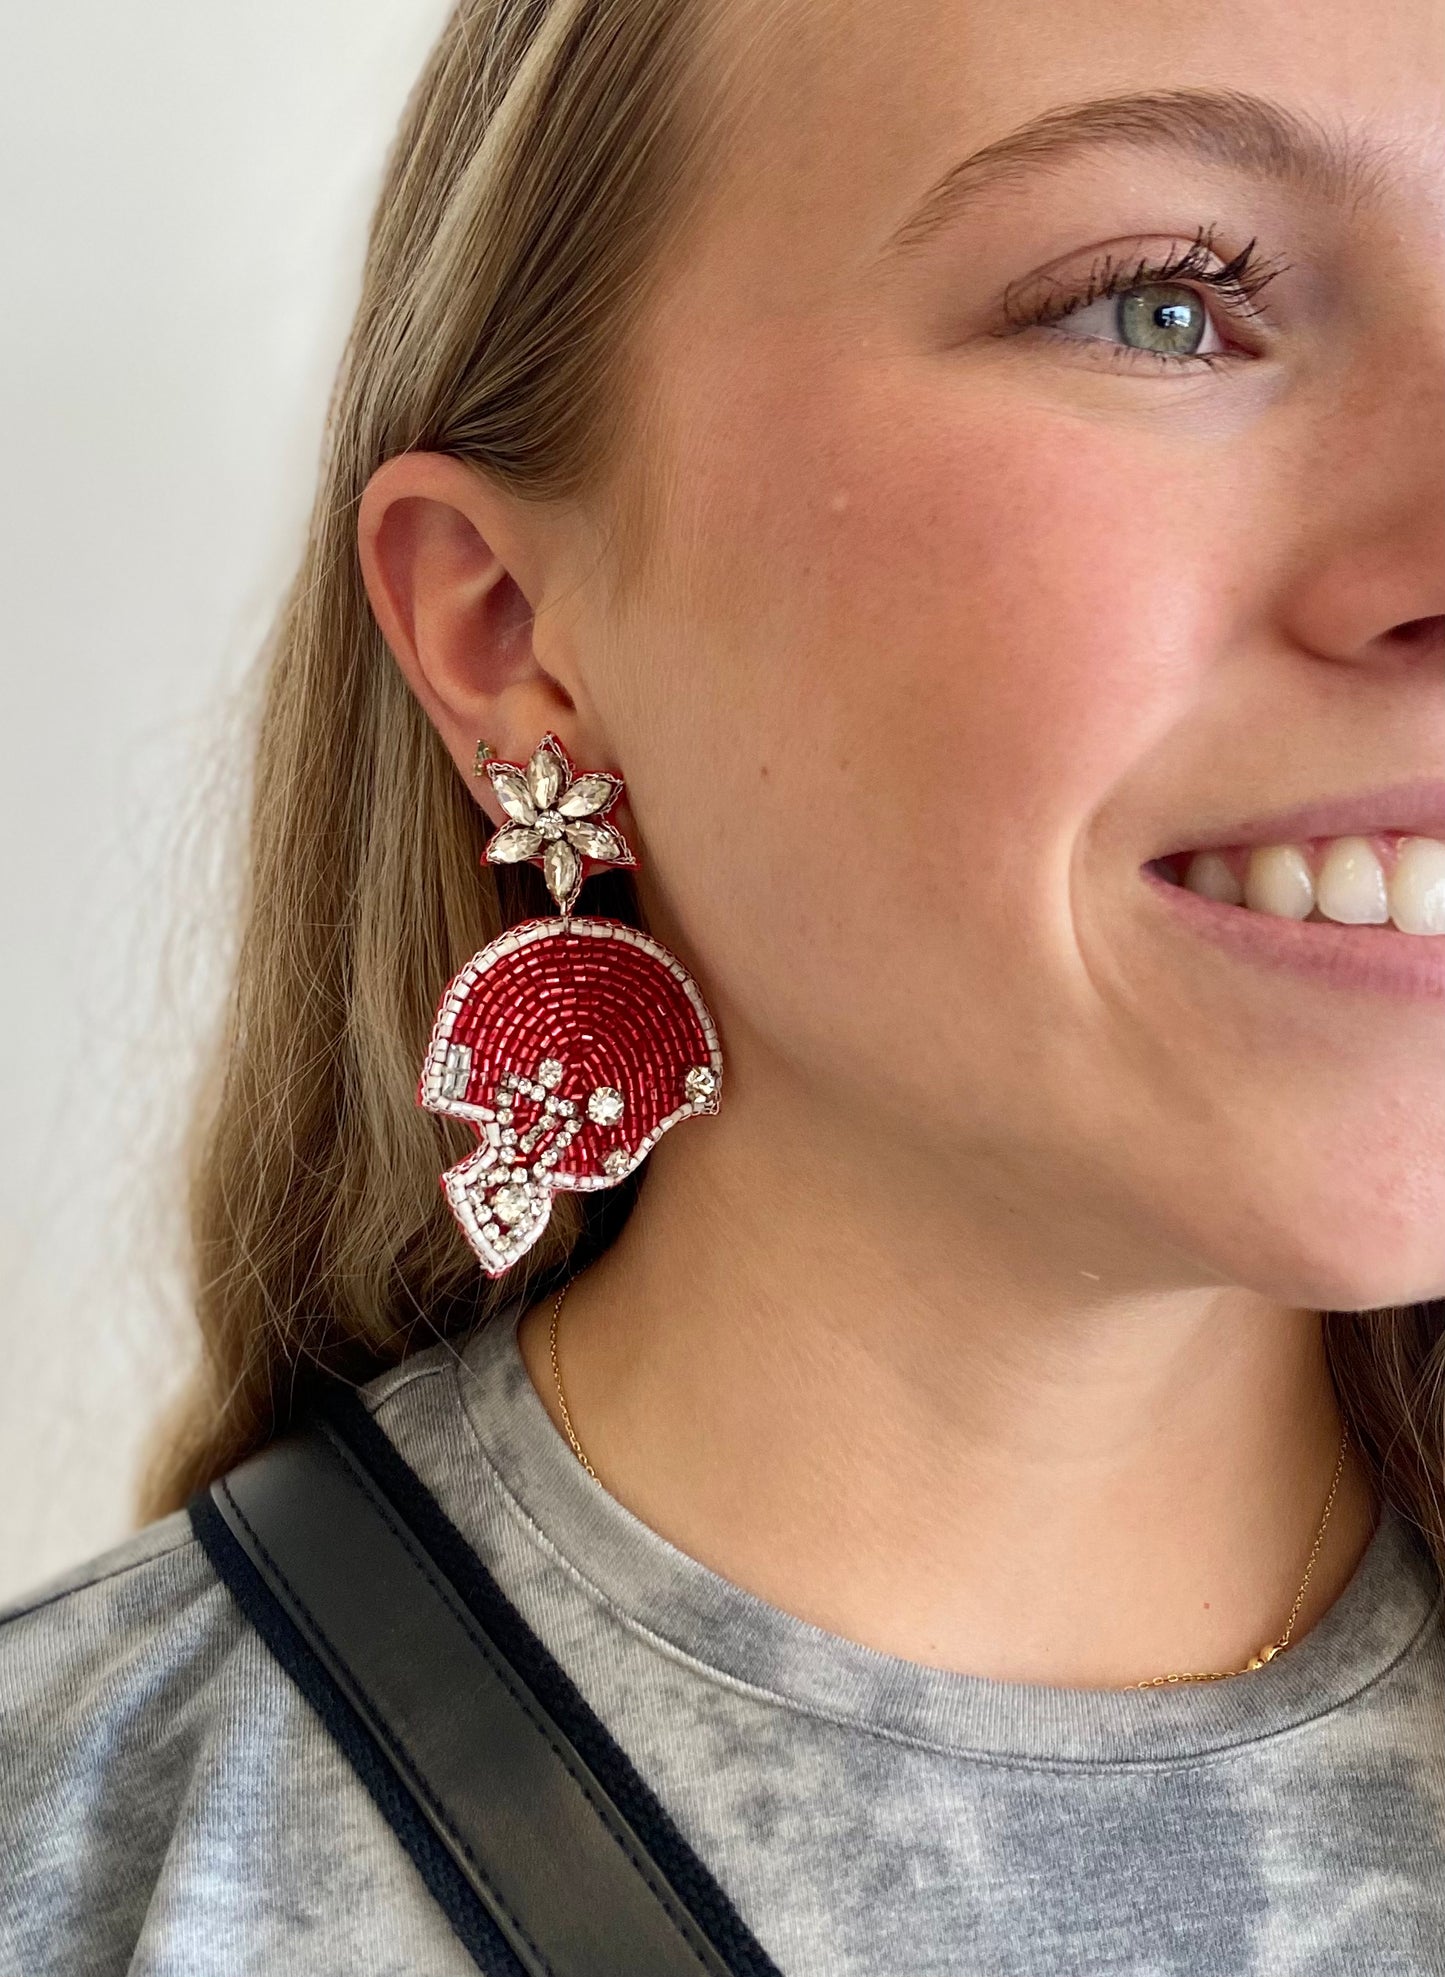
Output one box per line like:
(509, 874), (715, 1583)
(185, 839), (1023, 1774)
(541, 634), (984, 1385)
(491, 1184), (531, 1227)
(563, 819), (627, 862)
(530, 1082), (546, 1101)
(543, 838), (582, 911)
(587, 1086), (625, 1126)
(534, 811), (566, 841)
(537, 1058), (564, 1090)
(527, 738), (567, 811)
(684, 1065), (717, 1102)
(487, 823), (545, 863)
(555, 773), (619, 819)
(602, 1148), (631, 1177)
(511, 1166), (527, 1183)
(489, 764), (538, 826)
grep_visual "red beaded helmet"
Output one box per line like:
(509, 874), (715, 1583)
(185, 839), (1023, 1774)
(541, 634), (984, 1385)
(418, 735), (722, 1277)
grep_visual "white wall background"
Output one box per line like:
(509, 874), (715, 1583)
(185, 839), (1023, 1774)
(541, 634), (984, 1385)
(0, 0), (453, 1603)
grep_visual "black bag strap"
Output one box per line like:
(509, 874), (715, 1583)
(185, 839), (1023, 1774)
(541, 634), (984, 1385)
(190, 1388), (780, 1977)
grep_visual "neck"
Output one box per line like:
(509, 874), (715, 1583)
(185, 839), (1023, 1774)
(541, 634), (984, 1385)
(517, 1054), (1378, 1689)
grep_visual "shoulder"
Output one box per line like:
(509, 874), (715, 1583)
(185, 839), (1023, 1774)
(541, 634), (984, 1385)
(0, 1510), (235, 1720)
(0, 1370), (489, 1977)
(0, 1511), (300, 1972)
(0, 1506), (204, 1628)
(0, 1508), (238, 1714)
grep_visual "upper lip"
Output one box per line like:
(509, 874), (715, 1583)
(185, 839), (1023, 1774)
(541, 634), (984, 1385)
(1155, 777), (1445, 860)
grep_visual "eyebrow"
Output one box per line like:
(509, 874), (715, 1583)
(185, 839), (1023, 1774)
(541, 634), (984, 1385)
(879, 87), (1382, 262)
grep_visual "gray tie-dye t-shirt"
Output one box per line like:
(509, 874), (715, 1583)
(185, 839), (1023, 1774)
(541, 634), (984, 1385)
(3, 1305), (1444, 1975)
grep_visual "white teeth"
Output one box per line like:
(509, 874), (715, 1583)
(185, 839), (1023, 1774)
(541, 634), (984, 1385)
(1243, 844), (1315, 920)
(1315, 836), (1389, 924)
(1389, 837), (1445, 935)
(1173, 833), (1445, 937)
(1182, 851), (1244, 904)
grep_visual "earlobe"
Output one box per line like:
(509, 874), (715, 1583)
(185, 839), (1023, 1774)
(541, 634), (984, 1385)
(356, 450), (583, 820)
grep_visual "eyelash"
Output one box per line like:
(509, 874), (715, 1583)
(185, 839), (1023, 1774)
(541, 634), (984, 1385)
(1002, 224), (1289, 372)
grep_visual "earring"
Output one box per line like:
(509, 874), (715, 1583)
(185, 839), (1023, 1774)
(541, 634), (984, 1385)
(472, 739), (497, 775)
(418, 732), (723, 1276)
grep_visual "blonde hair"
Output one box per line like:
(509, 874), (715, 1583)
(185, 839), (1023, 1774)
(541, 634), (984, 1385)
(144, 0), (1445, 1594)
(143, 0), (735, 1512)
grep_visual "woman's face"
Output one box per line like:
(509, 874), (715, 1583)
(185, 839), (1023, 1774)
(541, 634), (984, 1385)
(553, 0), (1445, 1310)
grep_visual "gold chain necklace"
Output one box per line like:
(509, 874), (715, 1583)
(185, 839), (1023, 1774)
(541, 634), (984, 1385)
(1129, 1417), (1350, 1689)
(547, 1276), (1350, 1690)
(549, 1278), (600, 1483)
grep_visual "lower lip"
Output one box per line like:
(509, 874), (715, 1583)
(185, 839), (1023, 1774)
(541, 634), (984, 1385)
(1140, 863), (1445, 1000)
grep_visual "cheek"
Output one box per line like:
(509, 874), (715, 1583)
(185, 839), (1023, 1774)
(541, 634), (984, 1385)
(811, 386), (1227, 866)
(687, 359), (1230, 871)
(633, 349), (1247, 1086)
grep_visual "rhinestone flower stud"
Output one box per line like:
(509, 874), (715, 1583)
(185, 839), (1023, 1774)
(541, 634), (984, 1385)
(483, 733), (637, 915)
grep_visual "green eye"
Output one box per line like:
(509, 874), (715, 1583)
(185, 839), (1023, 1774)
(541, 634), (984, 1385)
(1117, 283), (1207, 356)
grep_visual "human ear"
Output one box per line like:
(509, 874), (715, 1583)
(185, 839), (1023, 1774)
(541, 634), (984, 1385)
(357, 450), (601, 827)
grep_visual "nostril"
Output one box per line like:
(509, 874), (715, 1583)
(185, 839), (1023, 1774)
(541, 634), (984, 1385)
(1387, 614), (1445, 653)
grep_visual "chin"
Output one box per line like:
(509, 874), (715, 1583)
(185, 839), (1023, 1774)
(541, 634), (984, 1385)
(1198, 1187), (1445, 1315)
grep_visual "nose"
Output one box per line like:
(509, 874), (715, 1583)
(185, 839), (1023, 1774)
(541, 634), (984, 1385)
(1279, 351), (1445, 671)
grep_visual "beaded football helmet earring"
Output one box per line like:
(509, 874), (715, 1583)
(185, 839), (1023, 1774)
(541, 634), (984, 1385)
(419, 733), (723, 1276)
